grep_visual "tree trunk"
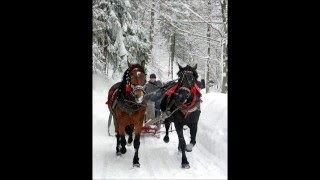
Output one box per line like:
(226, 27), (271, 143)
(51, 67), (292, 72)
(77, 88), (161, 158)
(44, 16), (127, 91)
(221, 0), (227, 35)
(221, 0), (228, 93)
(168, 56), (171, 78)
(150, 0), (155, 52)
(205, 0), (213, 93)
(170, 33), (175, 80)
(206, 20), (211, 93)
(101, 32), (107, 75)
(221, 40), (227, 93)
(220, 40), (224, 93)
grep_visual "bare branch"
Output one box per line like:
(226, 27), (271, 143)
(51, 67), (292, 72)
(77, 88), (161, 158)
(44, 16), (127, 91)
(178, 0), (224, 37)
(160, 16), (220, 44)
(176, 43), (222, 62)
(166, 20), (224, 24)
(141, 1), (221, 44)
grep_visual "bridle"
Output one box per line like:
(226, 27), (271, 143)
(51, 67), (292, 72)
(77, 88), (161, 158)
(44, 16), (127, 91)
(124, 67), (146, 103)
(177, 70), (196, 102)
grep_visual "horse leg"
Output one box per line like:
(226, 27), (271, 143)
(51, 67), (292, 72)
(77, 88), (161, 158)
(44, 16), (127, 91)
(132, 125), (142, 167)
(115, 132), (122, 156)
(163, 118), (171, 143)
(125, 125), (133, 146)
(118, 125), (127, 154)
(174, 122), (190, 169)
(186, 122), (197, 152)
(186, 111), (200, 152)
(113, 117), (122, 155)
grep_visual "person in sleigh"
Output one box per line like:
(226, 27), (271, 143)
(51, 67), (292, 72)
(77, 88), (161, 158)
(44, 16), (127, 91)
(144, 73), (163, 138)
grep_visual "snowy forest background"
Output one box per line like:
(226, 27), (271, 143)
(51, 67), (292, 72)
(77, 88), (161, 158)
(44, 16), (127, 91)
(93, 0), (228, 93)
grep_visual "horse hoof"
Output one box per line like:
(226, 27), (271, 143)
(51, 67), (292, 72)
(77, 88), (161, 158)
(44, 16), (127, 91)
(120, 148), (127, 154)
(116, 152), (122, 156)
(186, 143), (194, 152)
(181, 163), (190, 169)
(127, 140), (132, 146)
(133, 163), (140, 168)
(163, 136), (170, 143)
(154, 132), (160, 138)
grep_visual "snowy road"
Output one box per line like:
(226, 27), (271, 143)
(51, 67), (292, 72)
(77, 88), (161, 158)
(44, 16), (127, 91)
(93, 75), (227, 179)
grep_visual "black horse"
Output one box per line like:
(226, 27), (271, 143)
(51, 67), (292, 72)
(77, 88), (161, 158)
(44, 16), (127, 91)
(160, 64), (203, 169)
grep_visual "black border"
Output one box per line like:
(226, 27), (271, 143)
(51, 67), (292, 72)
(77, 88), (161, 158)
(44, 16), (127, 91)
(228, 0), (279, 178)
(5, 0), (311, 179)
(5, 0), (93, 179)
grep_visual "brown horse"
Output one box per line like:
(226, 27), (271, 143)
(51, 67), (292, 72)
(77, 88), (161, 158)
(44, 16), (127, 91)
(107, 60), (147, 167)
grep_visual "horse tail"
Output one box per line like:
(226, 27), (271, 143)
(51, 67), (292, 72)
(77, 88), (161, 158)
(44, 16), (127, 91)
(108, 113), (113, 136)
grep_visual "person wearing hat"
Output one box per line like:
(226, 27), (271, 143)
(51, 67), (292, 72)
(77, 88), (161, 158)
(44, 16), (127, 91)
(145, 73), (163, 138)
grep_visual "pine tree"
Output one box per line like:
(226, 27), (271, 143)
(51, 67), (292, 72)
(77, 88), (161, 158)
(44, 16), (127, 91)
(93, 0), (151, 78)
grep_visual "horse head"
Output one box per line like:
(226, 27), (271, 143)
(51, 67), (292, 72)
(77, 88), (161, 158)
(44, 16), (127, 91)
(176, 63), (199, 104)
(125, 60), (147, 104)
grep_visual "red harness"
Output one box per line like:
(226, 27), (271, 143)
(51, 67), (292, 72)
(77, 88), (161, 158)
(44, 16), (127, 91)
(165, 82), (202, 118)
(179, 83), (202, 108)
(166, 83), (201, 97)
(165, 83), (179, 97)
(105, 90), (115, 105)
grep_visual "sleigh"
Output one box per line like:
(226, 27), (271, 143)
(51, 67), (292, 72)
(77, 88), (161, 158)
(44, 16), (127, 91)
(141, 104), (161, 135)
(141, 123), (158, 134)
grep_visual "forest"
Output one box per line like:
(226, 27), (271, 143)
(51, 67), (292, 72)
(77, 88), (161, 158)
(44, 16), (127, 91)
(93, 0), (228, 93)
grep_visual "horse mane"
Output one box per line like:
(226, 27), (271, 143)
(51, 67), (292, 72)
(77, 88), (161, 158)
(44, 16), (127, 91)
(118, 63), (146, 99)
(177, 65), (199, 80)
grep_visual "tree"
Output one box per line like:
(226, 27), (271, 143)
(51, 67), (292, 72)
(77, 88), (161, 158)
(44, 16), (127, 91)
(94, 0), (228, 94)
(220, 0), (228, 93)
(93, 0), (151, 79)
(155, 0), (226, 93)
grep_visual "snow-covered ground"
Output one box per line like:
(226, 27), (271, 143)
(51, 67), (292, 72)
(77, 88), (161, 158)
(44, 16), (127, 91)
(93, 74), (227, 179)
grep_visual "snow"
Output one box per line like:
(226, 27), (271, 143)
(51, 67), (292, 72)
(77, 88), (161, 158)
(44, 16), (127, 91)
(93, 74), (228, 179)
(123, 22), (128, 32)
(116, 29), (127, 57)
(124, 0), (131, 8)
(109, 10), (117, 19)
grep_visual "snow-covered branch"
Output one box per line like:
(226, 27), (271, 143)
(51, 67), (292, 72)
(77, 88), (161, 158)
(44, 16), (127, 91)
(178, 48), (210, 59)
(178, 0), (223, 37)
(166, 20), (224, 24)
(160, 16), (220, 44)
(141, 1), (220, 44)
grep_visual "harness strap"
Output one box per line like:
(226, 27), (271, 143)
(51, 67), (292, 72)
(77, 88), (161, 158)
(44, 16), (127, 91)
(179, 91), (197, 109)
(165, 83), (179, 97)
(179, 101), (200, 118)
(116, 99), (146, 116)
(194, 82), (202, 95)
(144, 102), (181, 126)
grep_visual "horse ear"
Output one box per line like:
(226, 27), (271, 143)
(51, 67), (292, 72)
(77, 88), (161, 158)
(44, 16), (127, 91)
(127, 60), (132, 68)
(193, 64), (197, 70)
(141, 60), (145, 69)
(178, 63), (183, 70)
